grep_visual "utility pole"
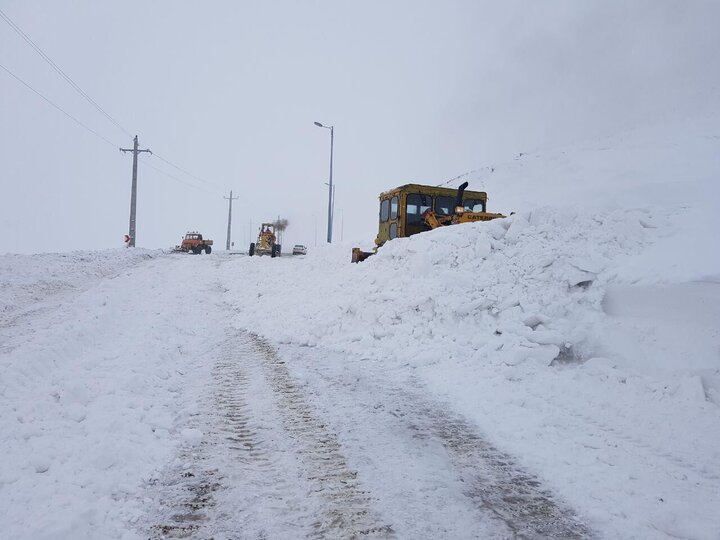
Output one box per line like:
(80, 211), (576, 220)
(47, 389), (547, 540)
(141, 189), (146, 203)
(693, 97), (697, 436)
(224, 190), (239, 250)
(327, 126), (334, 243)
(119, 135), (151, 247)
(314, 121), (334, 243)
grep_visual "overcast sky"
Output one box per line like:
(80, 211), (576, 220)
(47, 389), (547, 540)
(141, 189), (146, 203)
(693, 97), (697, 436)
(1, 0), (718, 254)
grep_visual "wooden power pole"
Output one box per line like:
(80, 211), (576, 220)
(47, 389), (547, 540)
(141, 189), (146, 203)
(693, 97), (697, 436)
(224, 190), (239, 250)
(120, 135), (151, 247)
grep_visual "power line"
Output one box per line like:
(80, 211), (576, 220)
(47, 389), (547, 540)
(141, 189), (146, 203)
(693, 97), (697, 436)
(1, 7), (228, 194)
(0, 7), (133, 138)
(438, 168), (481, 187)
(2, 59), (225, 196)
(140, 155), (219, 195)
(437, 166), (494, 187)
(152, 151), (227, 192)
(0, 61), (119, 148)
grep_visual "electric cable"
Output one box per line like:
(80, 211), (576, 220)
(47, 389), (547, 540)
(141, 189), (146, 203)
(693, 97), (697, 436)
(0, 61), (119, 148)
(140, 155), (219, 195)
(151, 152), (228, 192)
(437, 167), (486, 187)
(2, 7), (228, 195)
(0, 7), (133, 138)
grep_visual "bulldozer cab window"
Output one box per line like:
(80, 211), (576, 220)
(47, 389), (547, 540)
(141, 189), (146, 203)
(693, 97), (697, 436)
(405, 193), (432, 224)
(435, 196), (455, 215)
(390, 196), (399, 220)
(389, 222), (398, 239)
(380, 199), (390, 222)
(464, 199), (487, 212)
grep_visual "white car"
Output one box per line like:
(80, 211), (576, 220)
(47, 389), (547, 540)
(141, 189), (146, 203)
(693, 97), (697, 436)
(292, 245), (308, 255)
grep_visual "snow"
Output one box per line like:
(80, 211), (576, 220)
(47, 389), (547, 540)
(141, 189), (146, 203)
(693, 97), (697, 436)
(1, 114), (719, 539)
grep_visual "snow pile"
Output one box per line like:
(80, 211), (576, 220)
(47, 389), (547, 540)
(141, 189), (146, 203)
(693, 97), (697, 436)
(226, 207), (655, 368)
(0, 249), (160, 325)
(0, 254), (222, 539)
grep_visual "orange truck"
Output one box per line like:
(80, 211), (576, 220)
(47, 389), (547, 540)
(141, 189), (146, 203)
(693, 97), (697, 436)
(175, 232), (213, 254)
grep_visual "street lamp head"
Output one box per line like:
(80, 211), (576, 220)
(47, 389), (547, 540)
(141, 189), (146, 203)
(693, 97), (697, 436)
(314, 121), (323, 127)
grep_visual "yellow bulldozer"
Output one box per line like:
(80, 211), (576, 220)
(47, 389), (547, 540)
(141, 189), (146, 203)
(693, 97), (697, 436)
(351, 181), (505, 262)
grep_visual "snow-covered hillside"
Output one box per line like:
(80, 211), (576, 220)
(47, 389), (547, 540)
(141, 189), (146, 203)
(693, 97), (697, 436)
(1, 115), (718, 539)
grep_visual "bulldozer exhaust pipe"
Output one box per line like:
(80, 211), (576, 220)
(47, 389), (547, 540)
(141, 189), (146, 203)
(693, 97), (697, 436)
(454, 181), (468, 213)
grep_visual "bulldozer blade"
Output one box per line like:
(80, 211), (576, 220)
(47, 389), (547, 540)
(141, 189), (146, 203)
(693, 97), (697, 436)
(351, 247), (375, 263)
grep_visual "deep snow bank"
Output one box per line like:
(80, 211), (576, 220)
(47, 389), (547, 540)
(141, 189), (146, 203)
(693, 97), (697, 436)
(0, 248), (162, 326)
(0, 254), (223, 539)
(228, 203), (713, 379)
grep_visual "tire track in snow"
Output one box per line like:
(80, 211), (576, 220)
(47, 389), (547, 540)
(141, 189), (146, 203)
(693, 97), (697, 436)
(145, 330), (299, 539)
(248, 334), (395, 539)
(392, 385), (591, 539)
(144, 329), (393, 539)
(284, 346), (592, 539)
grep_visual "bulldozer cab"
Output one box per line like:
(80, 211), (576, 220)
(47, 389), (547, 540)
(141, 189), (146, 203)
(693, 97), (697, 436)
(374, 184), (488, 247)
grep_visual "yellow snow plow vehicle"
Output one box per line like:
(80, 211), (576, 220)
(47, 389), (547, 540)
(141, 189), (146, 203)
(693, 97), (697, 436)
(351, 182), (505, 262)
(249, 223), (281, 257)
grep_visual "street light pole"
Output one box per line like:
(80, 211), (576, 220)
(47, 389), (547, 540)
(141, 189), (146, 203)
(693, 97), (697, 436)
(314, 121), (334, 243)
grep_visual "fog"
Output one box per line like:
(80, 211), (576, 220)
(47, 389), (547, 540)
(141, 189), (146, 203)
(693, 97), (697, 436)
(1, 0), (717, 253)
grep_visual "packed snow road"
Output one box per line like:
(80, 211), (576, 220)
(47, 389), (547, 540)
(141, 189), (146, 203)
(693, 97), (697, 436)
(1, 252), (590, 539)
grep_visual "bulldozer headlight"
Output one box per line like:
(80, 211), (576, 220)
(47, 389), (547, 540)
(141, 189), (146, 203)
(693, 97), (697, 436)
(455, 206), (465, 214)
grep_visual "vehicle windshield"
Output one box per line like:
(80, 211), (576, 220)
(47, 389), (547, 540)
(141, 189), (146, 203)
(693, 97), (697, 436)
(463, 199), (486, 212)
(406, 193), (432, 224)
(434, 196), (455, 215)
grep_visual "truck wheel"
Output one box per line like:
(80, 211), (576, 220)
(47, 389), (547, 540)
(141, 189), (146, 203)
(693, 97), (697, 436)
(249, 243), (255, 256)
(271, 245), (276, 258)
(205, 245), (212, 254)
(193, 247), (202, 255)
(276, 244), (281, 257)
